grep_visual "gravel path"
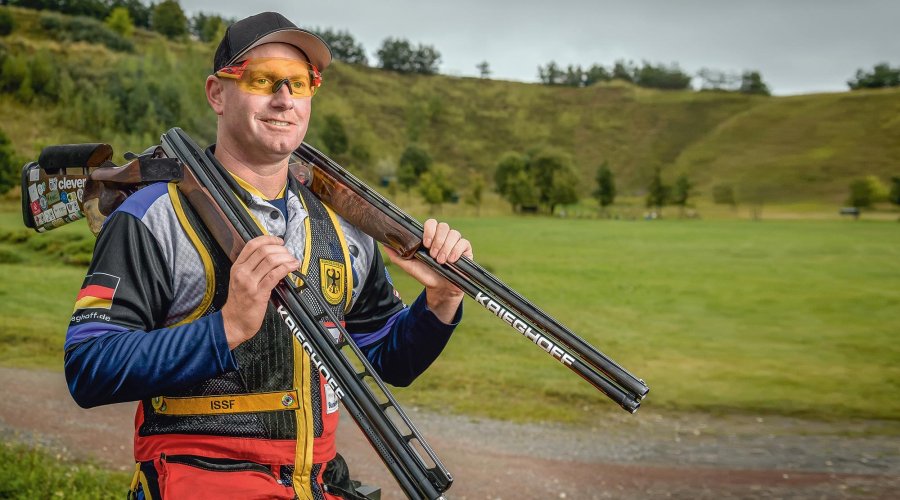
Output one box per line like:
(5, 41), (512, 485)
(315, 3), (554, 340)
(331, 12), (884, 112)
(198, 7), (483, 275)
(1, 366), (898, 499)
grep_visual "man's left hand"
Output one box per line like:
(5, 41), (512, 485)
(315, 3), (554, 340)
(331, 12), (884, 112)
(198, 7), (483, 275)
(383, 219), (473, 324)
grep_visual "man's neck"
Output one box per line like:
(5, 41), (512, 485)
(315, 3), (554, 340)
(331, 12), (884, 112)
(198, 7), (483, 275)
(214, 142), (288, 200)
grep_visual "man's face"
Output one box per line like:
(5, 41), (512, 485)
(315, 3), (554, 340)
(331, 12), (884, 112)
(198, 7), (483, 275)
(209, 43), (312, 164)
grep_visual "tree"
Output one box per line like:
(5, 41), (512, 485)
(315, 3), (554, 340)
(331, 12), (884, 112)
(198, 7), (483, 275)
(476, 60), (491, 79)
(612, 60), (636, 83)
(634, 61), (691, 90)
(419, 172), (445, 213)
(738, 181), (773, 221)
(317, 28), (368, 65)
(464, 172), (485, 215)
(538, 61), (563, 85)
(864, 175), (889, 203)
(697, 68), (739, 91)
(495, 149), (579, 213)
(888, 177), (900, 207)
(739, 71), (770, 95)
(493, 152), (527, 198)
(671, 174), (693, 216)
(645, 168), (667, 212)
(151, 0), (187, 40)
(377, 38), (414, 73)
(584, 64), (611, 86)
(494, 152), (533, 212)
(396, 144), (431, 191)
(417, 164), (455, 213)
(548, 165), (579, 213)
(848, 63), (900, 90)
(377, 38), (440, 74)
(593, 161), (616, 212)
(506, 169), (539, 212)
(191, 12), (227, 43)
(847, 178), (872, 208)
(111, 0), (152, 28)
(564, 65), (584, 87)
(410, 44), (440, 75)
(529, 149), (574, 210)
(320, 114), (349, 157)
(105, 6), (134, 38)
(528, 149), (580, 212)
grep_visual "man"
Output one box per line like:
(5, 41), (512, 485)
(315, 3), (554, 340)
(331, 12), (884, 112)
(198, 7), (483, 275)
(64, 12), (471, 499)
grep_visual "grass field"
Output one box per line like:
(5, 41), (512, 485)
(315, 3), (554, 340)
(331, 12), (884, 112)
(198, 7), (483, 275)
(0, 441), (127, 498)
(1, 201), (898, 423)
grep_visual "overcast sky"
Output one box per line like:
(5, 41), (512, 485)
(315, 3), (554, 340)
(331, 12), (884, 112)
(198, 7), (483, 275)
(180, 0), (900, 96)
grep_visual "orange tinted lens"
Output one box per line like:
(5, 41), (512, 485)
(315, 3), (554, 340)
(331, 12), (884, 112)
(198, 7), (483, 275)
(219, 58), (320, 98)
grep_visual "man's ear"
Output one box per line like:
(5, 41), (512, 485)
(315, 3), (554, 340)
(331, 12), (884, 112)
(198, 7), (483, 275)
(206, 75), (225, 116)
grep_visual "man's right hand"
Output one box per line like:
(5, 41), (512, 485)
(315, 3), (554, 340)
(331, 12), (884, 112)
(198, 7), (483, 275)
(221, 235), (299, 349)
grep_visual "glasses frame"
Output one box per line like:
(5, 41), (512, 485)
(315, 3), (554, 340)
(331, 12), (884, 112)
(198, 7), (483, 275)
(216, 58), (323, 98)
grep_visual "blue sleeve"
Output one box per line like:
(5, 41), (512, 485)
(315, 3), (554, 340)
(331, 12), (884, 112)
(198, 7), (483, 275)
(64, 312), (238, 408)
(64, 200), (237, 409)
(354, 291), (462, 387)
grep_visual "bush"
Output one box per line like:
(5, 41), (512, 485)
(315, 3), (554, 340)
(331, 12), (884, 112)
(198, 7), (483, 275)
(0, 8), (14, 37)
(30, 50), (57, 98)
(0, 54), (27, 93)
(0, 229), (33, 244)
(320, 114), (349, 156)
(39, 13), (134, 52)
(105, 6), (135, 38)
(847, 178), (872, 208)
(0, 128), (19, 194)
(0, 247), (23, 264)
(397, 144), (432, 190)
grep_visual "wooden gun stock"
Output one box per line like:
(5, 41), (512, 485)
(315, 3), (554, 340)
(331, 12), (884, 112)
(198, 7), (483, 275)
(292, 161), (422, 259)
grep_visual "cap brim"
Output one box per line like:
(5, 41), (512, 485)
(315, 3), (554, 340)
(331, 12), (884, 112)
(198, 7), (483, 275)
(229, 29), (332, 70)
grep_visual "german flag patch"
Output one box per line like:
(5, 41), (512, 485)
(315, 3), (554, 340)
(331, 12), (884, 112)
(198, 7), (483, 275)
(73, 273), (120, 312)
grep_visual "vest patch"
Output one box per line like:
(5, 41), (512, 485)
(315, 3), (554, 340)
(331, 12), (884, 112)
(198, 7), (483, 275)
(325, 384), (339, 414)
(320, 259), (346, 306)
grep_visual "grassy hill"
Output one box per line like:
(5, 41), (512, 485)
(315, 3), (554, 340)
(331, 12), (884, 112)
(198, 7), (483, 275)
(1, 6), (899, 205)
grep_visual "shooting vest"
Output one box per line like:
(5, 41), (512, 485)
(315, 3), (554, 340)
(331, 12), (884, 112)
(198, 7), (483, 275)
(132, 175), (352, 500)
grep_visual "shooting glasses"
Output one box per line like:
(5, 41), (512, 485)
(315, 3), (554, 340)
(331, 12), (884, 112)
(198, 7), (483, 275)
(216, 57), (322, 98)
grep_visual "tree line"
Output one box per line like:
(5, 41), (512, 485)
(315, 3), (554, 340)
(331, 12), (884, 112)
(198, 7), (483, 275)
(492, 151), (697, 218)
(848, 63), (900, 90)
(4, 0), (444, 74)
(5, 0), (228, 41)
(536, 60), (770, 94)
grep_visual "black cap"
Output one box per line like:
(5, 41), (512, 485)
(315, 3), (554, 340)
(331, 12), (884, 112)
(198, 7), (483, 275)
(213, 12), (332, 73)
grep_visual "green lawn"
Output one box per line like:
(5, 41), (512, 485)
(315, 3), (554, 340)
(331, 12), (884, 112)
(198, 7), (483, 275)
(2, 204), (898, 423)
(0, 441), (128, 499)
(386, 216), (900, 422)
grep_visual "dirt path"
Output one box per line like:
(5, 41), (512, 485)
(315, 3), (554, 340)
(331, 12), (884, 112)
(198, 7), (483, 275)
(1, 366), (898, 499)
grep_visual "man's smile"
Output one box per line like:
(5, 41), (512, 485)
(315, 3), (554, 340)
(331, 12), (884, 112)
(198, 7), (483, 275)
(261, 118), (293, 127)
